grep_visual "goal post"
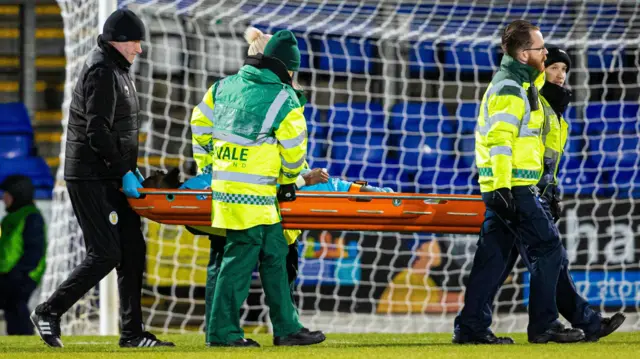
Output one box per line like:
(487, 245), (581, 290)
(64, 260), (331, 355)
(96, 0), (119, 338)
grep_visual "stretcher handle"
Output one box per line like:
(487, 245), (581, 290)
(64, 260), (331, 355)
(136, 189), (483, 202)
(297, 193), (482, 202)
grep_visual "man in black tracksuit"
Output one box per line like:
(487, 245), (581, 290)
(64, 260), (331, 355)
(30, 9), (173, 348)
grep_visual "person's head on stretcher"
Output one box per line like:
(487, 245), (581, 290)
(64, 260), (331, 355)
(141, 168), (182, 189)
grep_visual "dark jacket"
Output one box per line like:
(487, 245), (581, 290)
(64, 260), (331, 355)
(0, 175), (46, 283)
(64, 35), (140, 180)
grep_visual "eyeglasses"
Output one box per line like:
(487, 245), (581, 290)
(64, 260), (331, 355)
(523, 47), (546, 54)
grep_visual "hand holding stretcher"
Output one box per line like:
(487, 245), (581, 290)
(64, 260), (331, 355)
(127, 189), (485, 234)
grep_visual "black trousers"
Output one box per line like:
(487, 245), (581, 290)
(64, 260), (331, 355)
(42, 180), (146, 338)
(0, 272), (37, 335)
(455, 186), (563, 338)
(493, 199), (601, 335)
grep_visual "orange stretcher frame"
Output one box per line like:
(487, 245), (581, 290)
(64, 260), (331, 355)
(128, 189), (486, 234)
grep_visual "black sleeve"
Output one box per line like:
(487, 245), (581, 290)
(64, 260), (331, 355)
(19, 213), (46, 273)
(84, 66), (129, 177)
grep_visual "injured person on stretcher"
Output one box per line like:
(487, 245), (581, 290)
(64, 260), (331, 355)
(141, 167), (394, 237)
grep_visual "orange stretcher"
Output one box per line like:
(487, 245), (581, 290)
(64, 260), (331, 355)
(128, 189), (486, 234)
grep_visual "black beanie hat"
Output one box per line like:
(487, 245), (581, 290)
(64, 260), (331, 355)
(0, 175), (34, 211)
(102, 9), (146, 42)
(545, 47), (571, 73)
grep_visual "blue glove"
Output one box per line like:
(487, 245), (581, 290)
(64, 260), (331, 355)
(123, 171), (143, 198)
(134, 168), (145, 184)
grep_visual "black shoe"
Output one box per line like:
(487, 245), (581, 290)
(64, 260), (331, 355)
(207, 338), (260, 347)
(452, 331), (514, 345)
(274, 328), (326, 346)
(30, 309), (63, 348)
(119, 332), (175, 348)
(299, 327), (325, 337)
(529, 323), (585, 344)
(585, 313), (626, 342)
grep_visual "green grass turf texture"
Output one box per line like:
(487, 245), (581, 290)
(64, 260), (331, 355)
(1, 333), (638, 358)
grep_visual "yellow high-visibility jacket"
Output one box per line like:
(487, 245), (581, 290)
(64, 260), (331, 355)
(475, 55), (547, 193)
(538, 95), (569, 193)
(190, 65), (307, 230)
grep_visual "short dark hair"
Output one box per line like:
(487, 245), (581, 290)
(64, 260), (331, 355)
(501, 20), (540, 58)
(141, 168), (182, 189)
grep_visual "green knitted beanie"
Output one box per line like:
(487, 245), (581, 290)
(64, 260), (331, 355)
(263, 30), (301, 72)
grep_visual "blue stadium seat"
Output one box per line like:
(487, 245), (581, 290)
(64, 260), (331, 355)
(337, 163), (401, 188)
(564, 137), (586, 161)
(587, 136), (639, 169)
(306, 122), (327, 159)
(304, 105), (326, 158)
(586, 5), (628, 40)
(560, 156), (589, 173)
(307, 157), (328, 171)
(583, 103), (639, 134)
(456, 137), (475, 168)
(390, 102), (454, 133)
(390, 102), (454, 169)
(611, 169), (640, 199)
(536, 9), (574, 33)
(559, 137), (601, 173)
(0, 134), (33, 159)
(330, 132), (385, 164)
(0, 102), (33, 134)
(327, 102), (386, 175)
(442, 41), (498, 73)
(0, 157), (54, 199)
(586, 46), (624, 71)
(326, 105), (395, 185)
(397, 3), (435, 15)
(416, 138), (478, 194)
(327, 102), (385, 131)
(493, 5), (544, 18)
(559, 169), (609, 197)
(303, 103), (319, 122)
(456, 102), (478, 134)
(296, 35), (311, 71)
(396, 135), (455, 170)
(318, 36), (374, 74)
(416, 169), (478, 195)
(565, 106), (585, 136)
(408, 41), (437, 74)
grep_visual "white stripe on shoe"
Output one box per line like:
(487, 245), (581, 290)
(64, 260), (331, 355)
(138, 338), (147, 347)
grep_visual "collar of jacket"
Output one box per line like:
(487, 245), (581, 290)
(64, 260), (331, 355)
(240, 55), (307, 105)
(243, 54), (292, 85)
(97, 35), (131, 72)
(500, 54), (545, 90)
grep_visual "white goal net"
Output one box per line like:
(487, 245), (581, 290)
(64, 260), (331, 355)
(43, 0), (640, 335)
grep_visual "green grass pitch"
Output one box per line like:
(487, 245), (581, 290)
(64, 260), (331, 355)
(1, 333), (639, 358)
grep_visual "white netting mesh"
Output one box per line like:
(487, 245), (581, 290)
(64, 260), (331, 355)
(43, 0), (640, 335)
